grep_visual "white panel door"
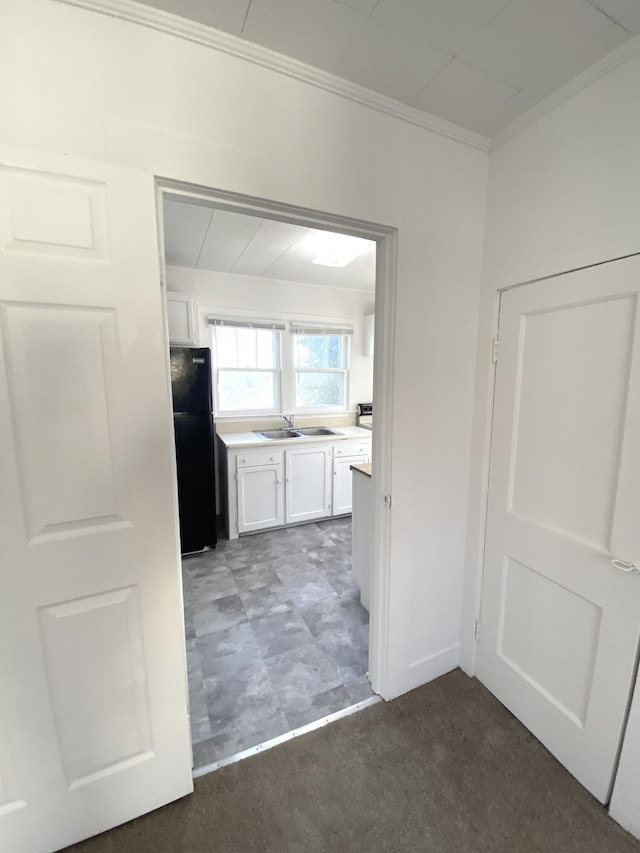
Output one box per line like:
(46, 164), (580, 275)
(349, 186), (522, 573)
(477, 256), (640, 803)
(333, 455), (369, 515)
(237, 464), (285, 533)
(0, 147), (192, 853)
(286, 445), (332, 524)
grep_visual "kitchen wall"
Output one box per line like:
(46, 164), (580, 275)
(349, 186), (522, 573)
(2, 0), (487, 700)
(461, 41), (640, 837)
(165, 264), (375, 429)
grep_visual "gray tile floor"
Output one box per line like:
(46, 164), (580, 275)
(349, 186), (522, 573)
(182, 517), (374, 770)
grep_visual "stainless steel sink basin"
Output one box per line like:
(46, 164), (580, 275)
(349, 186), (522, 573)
(254, 429), (302, 440)
(254, 426), (343, 440)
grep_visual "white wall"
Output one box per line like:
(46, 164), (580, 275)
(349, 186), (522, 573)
(461, 42), (640, 836)
(2, 0), (487, 699)
(166, 265), (374, 425)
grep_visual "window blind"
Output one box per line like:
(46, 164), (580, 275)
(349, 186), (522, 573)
(290, 322), (354, 336)
(208, 317), (285, 331)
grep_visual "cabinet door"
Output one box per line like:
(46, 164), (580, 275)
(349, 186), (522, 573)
(237, 464), (284, 533)
(166, 292), (197, 346)
(286, 446), (332, 524)
(333, 455), (368, 515)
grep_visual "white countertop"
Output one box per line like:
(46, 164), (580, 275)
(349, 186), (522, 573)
(218, 424), (373, 449)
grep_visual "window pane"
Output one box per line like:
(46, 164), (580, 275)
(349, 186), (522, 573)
(219, 371), (276, 412)
(236, 329), (256, 368)
(215, 327), (278, 369)
(215, 327), (239, 368)
(296, 371), (345, 409)
(294, 334), (344, 370)
(256, 330), (276, 369)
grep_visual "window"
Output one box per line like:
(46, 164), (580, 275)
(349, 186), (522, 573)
(210, 320), (282, 415)
(209, 318), (353, 417)
(292, 325), (350, 411)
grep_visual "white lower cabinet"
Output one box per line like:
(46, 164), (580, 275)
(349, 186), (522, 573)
(237, 464), (284, 533)
(333, 454), (369, 515)
(225, 435), (371, 538)
(285, 445), (332, 524)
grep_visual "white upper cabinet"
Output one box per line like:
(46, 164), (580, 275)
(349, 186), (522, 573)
(166, 292), (198, 346)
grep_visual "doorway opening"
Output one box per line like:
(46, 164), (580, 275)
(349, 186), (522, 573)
(157, 181), (396, 773)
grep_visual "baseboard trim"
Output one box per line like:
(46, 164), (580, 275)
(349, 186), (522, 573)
(385, 644), (461, 699)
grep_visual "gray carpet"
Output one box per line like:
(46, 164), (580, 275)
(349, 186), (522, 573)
(67, 670), (639, 853)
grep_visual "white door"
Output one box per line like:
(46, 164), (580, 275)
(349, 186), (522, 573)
(286, 445), (332, 524)
(237, 464), (285, 533)
(477, 256), (640, 803)
(333, 455), (368, 515)
(0, 147), (192, 853)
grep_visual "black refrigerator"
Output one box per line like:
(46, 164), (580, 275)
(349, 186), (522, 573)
(170, 346), (217, 554)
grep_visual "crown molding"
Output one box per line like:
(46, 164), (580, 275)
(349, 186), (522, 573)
(55, 0), (489, 152)
(490, 33), (640, 151)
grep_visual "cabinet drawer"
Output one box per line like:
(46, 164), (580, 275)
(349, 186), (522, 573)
(236, 450), (284, 468)
(333, 440), (371, 458)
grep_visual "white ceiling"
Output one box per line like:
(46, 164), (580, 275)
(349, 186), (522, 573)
(163, 198), (377, 291)
(136, 0), (640, 137)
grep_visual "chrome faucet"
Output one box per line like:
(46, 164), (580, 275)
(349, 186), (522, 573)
(282, 414), (295, 429)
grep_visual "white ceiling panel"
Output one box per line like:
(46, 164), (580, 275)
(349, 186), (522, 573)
(139, 0), (639, 137)
(371, 0), (513, 55)
(337, 0), (380, 12)
(590, 0), (640, 33)
(164, 200), (376, 290)
(243, 0), (367, 72)
(486, 89), (538, 133)
(412, 59), (520, 137)
(230, 219), (309, 277)
(197, 210), (262, 272)
(163, 200), (212, 267)
(458, 0), (628, 99)
(337, 17), (451, 103)
(136, 0), (251, 34)
(265, 228), (375, 289)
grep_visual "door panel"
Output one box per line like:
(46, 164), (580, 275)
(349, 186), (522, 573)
(508, 294), (634, 550)
(477, 256), (640, 803)
(285, 446), (332, 524)
(238, 465), (284, 533)
(0, 147), (192, 853)
(38, 588), (153, 788)
(2, 303), (129, 541)
(333, 454), (368, 515)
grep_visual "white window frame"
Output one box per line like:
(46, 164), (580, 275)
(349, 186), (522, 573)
(210, 318), (283, 417)
(209, 316), (354, 419)
(291, 327), (351, 414)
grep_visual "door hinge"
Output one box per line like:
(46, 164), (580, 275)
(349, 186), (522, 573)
(383, 494), (392, 508)
(491, 337), (499, 364)
(474, 618), (481, 641)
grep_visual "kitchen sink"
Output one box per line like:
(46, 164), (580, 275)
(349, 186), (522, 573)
(254, 429), (303, 440)
(254, 426), (343, 440)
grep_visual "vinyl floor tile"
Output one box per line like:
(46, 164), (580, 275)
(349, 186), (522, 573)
(182, 518), (372, 769)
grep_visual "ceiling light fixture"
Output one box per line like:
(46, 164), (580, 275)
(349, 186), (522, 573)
(310, 232), (372, 268)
